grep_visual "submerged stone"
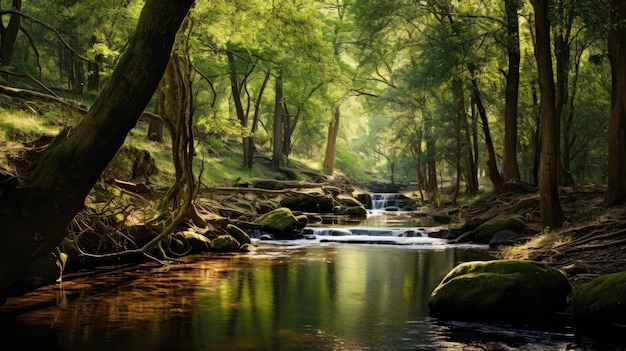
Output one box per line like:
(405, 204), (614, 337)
(428, 260), (571, 325)
(571, 271), (626, 339)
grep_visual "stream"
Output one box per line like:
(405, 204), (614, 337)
(0, 209), (622, 350)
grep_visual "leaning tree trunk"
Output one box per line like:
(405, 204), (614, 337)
(469, 69), (503, 190)
(606, 0), (626, 207)
(0, 0), (194, 304)
(534, 0), (565, 229)
(0, 0), (21, 70)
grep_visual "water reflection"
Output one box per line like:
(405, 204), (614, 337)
(1, 244), (596, 350)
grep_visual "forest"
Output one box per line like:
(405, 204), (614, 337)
(0, 0), (625, 307)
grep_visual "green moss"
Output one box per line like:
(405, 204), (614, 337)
(255, 207), (307, 238)
(572, 271), (626, 338)
(459, 215), (528, 243)
(429, 260), (571, 324)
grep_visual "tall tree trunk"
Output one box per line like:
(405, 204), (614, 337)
(323, 105), (341, 174)
(534, 0), (565, 229)
(606, 0), (626, 206)
(246, 71), (271, 168)
(281, 104), (300, 159)
(0, 0), (194, 304)
(562, 44), (583, 177)
(531, 80), (541, 185)
(149, 92), (165, 142)
(227, 51), (253, 169)
(424, 114), (438, 202)
(503, 0), (522, 182)
(469, 69), (503, 189)
(451, 78), (478, 195)
(553, 1), (575, 186)
(0, 0), (21, 70)
(271, 73), (284, 171)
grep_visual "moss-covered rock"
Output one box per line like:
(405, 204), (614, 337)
(279, 192), (334, 212)
(571, 271), (626, 339)
(488, 229), (527, 248)
(225, 224), (251, 245)
(212, 235), (241, 252)
(255, 207), (307, 238)
(332, 205), (367, 216)
(428, 260), (571, 325)
(170, 230), (212, 253)
(458, 215), (528, 244)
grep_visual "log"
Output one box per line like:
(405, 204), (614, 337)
(249, 178), (329, 190)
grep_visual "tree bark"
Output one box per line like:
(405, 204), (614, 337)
(227, 51), (255, 169)
(0, 0), (194, 303)
(502, 0), (522, 182)
(271, 73), (284, 171)
(0, 0), (21, 69)
(533, 0), (565, 229)
(469, 70), (503, 190)
(605, 0), (626, 206)
(323, 105), (341, 174)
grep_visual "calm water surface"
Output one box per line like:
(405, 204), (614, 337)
(0, 241), (620, 350)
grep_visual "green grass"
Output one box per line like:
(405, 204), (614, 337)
(0, 108), (62, 141)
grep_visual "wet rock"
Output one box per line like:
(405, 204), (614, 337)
(488, 230), (528, 248)
(171, 230), (212, 253)
(336, 195), (364, 207)
(255, 207), (308, 238)
(458, 215), (528, 244)
(225, 224), (251, 245)
(332, 205), (367, 216)
(571, 271), (626, 340)
(428, 260), (571, 325)
(280, 192), (334, 212)
(23, 251), (67, 288)
(212, 235), (241, 252)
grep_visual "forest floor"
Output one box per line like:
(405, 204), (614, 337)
(435, 184), (626, 292)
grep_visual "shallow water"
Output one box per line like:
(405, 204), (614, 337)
(0, 241), (622, 350)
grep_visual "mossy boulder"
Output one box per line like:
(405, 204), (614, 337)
(255, 207), (308, 238)
(333, 205), (367, 216)
(488, 229), (527, 248)
(170, 230), (212, 253)
(571, 271), (626, 339)
(225, 224), (251, 245)
(279, 192), (334, 212)
(458, 215), (528, 244)
(212, 235), (241, 252)
(428, 260), (571, 324)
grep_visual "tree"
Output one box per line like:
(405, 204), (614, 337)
(533, 0), (565, 229)
(271, 73), (284, 170)
(0, 0), (194, 304)
(605, 0), (626, 206)
(502, 0), (522, 182)
(0, 0), (21, 69)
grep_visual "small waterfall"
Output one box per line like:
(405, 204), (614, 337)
(369, 193), (401, 210)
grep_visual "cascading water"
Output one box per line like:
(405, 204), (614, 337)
(300, 226), (448, 246)
(368, 193), (402, 210)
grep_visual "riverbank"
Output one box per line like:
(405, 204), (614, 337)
(434, 184), (626, 292)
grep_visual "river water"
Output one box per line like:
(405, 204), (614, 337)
(0, 217), (621, 350)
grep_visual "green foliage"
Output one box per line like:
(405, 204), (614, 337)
(0, 0), (616, 189)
